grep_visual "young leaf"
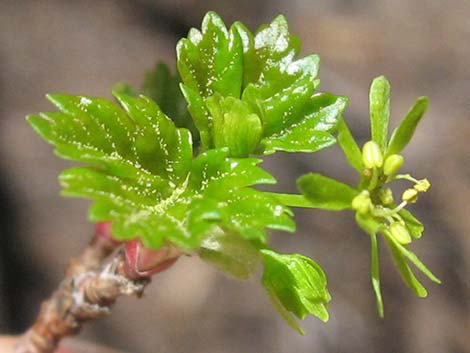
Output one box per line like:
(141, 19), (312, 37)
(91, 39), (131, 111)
(29, 93), (191, 182)
(298, 173), (359, 210)
(242, 54), (318, 135)
(189, 149), (294, 244)
(399, 209), (424, 238)
(261, 94), (347, 154)
(142, 62), (198, 140)
(236, 17), (346, 154)
(369, 233), (384, 317)
(114, 92), (193, 182)
(219, 188), (295, 243)
(28, 93), (293, 250)
(113, 63), (198, 143)
(206, 94), (262, 157)
(355, 213), (384, 236)
(385, 235), (428, 297)
(337, 118), (364, 172)
(264, 278), (306, 335)
(264, 193), (317, 208)
(180, 84), (213, 148)
(233, 16), (301, 89)
(177, 13), (346, 156)
(387, 97), (429, 156)
(260, 250), (331, 333)
(369, 76), (391, 152)
(199, 229), (260, 279)
(189, 149), (276, 193)
(386, 233), (441, 284)
(177, 12), (244, 99)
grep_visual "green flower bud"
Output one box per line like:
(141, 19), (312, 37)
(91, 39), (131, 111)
(402, 188), (418, 203)
(378, 188), (394, 205)
(352, 191), (373, 214)
(362, 141), (383, 169)
(414, 178), (431, 192)
(389, 222), (412, 244)
(383, 154), (404, 176)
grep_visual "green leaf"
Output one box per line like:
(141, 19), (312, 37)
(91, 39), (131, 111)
(261, 94), (347, 154)
(177, 13), (345, 155)
(298, 173), (359, 210)
(180, 84), (213, 148)
(233, 15), (300, 88)
(189, 149), (276, 193)
(386, 233), (441, 284)
(177, 12), (246, 151)
(236, 16), (344, 155)
(29, 93), (190, 181)
(189, 150), (294, 245)
(112, 62), (199, 145)
(199, 228), (260, 279)
(369, 233), (384, 317)
(113, 93), (193, 182)
(29, 93), (293, 249)
(185, 198), (222, 240)
(385, 235), (428, 297)
(355, 213), (385, 235)
(399, 209), (424, 238)
(337, 118), (363, 172)
(356, 213), (386, 314)
(233, 15), (301, 89)
(112, 83), (138, 97)
(260, 250), (331, 333)
(264, 193), (317, 209)
(177, 12), (243, 99)
(141, 62), (198, 141)
(387, 97), (428, 156)
(263, 130), (335, 155)
(189, 153), (294, 242)
(369, 76), (390, 152)
(263, 276), (305, 335)
(60, 166), (197, 248)
(219, 188), (295, 242)
(242, 55), (319, 137)
(206, 94), (262, 157)
(237, 17), (346, 153)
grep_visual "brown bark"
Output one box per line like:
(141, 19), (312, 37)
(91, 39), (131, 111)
(66, 233), (119, 277)
(14, 234), (149, 353)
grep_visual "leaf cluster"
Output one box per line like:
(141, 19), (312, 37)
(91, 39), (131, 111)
(27, 12), (348, 331)
(176, 13), (347, 156)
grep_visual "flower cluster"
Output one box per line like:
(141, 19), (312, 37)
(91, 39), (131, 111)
(298, 76), (440, 317)
(352, 139), (431, 245)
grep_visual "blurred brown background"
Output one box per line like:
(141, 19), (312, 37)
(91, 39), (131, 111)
(0, 1), (468, 352)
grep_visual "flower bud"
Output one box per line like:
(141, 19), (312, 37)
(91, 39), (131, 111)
(124, 239), (181, 279)
(379, 188), (394, 205)
(352, 191), (373, 214)
(402, 188), (418, 203)
(95, 221), (121, 246)
(390, 222), (412, 244)
(414, 178), (431, 192)
(362, 141), (384, 169)
(383, 154), (404, 176)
